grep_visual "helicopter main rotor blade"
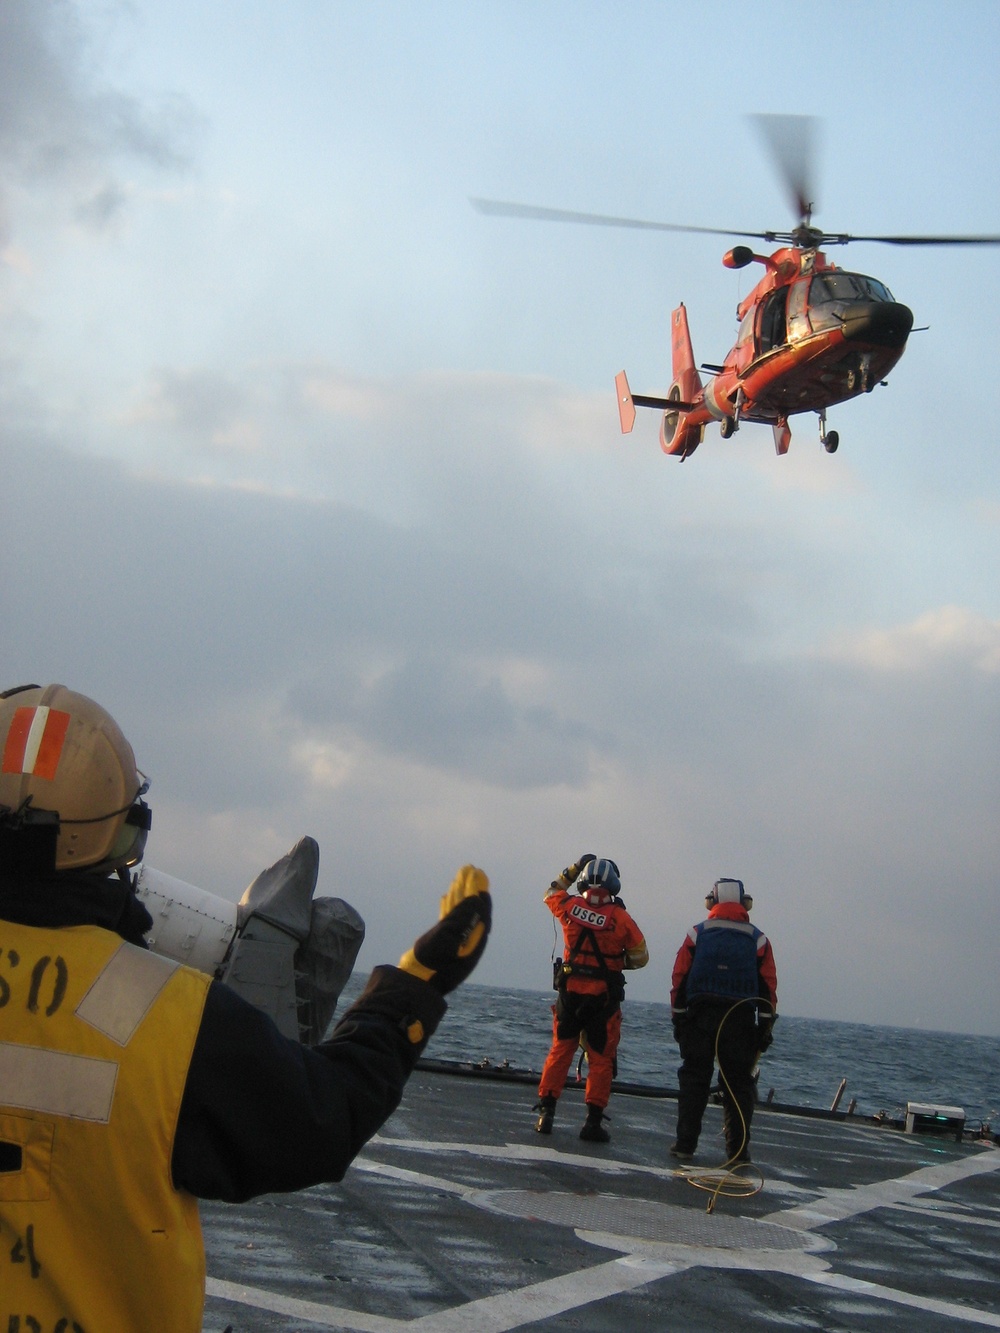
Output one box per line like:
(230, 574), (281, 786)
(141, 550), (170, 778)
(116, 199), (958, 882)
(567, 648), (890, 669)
(471, 197), (772, 242)
(840, 232), (1000, 246)
(472, 197), (1000, 251)
(749, 114), (819, 226)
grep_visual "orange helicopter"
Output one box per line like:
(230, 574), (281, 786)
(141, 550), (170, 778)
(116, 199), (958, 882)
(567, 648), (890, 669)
(474, 116), (1000, 458)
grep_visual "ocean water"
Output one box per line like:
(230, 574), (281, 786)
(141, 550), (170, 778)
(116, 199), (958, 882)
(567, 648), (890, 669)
(341, 976), (1000, 1129)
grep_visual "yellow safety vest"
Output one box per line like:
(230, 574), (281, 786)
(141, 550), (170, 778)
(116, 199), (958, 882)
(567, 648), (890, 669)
(0, 919), (212, 1332)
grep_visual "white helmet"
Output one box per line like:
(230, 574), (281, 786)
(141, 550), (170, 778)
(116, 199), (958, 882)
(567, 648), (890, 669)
(0, 684), (150, 875)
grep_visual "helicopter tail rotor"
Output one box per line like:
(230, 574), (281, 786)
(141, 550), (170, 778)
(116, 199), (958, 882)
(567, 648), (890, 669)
(660, 305), (705, 458)
(615, 370), (699, 433)
(614, 308), (705, 455)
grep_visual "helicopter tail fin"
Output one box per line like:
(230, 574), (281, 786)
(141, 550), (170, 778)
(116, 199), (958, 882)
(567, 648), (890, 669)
(661, 304), (705, 458)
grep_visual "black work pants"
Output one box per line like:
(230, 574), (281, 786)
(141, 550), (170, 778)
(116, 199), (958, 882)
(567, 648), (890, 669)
(674, 1002), (760, 1155)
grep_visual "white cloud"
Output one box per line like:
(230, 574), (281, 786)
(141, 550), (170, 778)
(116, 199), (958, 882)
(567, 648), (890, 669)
(818, 606), (1000, 674)
(1, 240), (35, 275)
(972, 497), (1000, 527)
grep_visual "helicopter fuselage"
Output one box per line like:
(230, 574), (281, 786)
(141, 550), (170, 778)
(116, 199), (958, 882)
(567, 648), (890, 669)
(665, 245), (915, 454)
(709, 246), (911, 412)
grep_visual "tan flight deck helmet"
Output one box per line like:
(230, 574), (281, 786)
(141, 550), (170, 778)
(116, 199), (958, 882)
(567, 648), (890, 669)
(0, 684), (150, 874)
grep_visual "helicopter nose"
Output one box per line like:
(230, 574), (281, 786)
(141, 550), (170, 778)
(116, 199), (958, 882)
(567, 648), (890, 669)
(841, 301), (914, 349)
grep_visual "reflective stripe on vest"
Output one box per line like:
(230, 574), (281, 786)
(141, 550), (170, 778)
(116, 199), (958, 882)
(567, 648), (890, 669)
(76, 944), (178, 1045)
(0, 1042), (118, 1121)
(686, 919), (762, 1000)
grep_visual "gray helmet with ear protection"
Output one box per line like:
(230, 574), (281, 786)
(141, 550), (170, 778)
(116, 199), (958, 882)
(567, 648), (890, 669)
(705, 877), (753, 910)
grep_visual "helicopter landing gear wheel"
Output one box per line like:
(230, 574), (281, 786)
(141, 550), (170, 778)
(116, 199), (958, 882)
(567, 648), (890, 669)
(720, 416), (736, 439)
(818, 409), (838, 454)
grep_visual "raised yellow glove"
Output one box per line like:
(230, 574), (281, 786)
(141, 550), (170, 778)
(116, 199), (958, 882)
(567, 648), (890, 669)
(398, 865), (491, 994)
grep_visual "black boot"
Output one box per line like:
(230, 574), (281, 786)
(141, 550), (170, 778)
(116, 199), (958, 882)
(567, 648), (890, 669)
(579, 1104), (610, 1143)
(534, 1095), (557, 1135)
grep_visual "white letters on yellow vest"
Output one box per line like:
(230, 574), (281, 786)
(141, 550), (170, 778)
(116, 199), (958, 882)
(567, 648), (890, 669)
(0, 920), (212, 1333)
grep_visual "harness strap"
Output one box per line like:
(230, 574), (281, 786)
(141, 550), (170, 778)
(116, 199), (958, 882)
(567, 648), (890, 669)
(559, 924), (626, 1006)
(565, 925), (613, 981)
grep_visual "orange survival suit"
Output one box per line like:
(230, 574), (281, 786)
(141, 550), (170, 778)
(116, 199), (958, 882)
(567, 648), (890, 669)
(536, 856), (647, 1137)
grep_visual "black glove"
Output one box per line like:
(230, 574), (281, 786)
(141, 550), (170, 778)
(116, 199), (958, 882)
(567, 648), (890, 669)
(343, 964), (447, 1055)
(758, 1012), (777, 1052)
(560, 853), (595, 886)
(398, 866), (491, 994)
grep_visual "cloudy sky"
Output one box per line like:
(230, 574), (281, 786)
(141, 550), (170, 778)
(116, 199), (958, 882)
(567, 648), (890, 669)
(2, 0), (998, 1037)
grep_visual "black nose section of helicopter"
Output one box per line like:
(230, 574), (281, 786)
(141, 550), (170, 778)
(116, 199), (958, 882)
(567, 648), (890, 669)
(841, 301), (914, 349)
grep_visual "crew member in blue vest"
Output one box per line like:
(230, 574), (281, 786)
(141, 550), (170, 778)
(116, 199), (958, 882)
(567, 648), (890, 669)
(669, 877), (777, 1163)
(0, 684), (491, 1333)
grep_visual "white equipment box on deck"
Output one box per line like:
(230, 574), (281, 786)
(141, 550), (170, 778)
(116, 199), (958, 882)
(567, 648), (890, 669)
(904, 1102), (965, 1141)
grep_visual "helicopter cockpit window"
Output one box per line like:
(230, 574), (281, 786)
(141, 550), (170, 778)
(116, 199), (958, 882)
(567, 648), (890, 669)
(758, 287), (788, 353)
(807, 271), (896, 333)
(860, 275), (894, 302)
(736, 308), (755, 346)
(809, 272), (895, 305)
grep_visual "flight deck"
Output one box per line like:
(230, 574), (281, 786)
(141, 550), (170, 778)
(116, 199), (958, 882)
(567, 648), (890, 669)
(201, 1065), (1000, 1332)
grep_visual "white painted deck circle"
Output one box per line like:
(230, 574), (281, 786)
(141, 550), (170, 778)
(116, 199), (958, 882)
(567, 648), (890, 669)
(480, 1189), (815, 1251)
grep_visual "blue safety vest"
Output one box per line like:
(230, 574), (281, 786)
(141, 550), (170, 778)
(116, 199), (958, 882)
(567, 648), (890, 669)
(686, 919), (762, 1000)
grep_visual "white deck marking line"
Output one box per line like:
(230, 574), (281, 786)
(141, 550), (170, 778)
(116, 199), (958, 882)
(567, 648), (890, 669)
(885, 1200), (1000, 1229)
(591, 1234), (831, 1275)
(369, 1135), (676, 1178)
(404, 1256), (684, 1332)
(353, 1157), (480, 1196)
(804, 1270), (1000, 1328)
(205, 1277), (405, 1331)
(765, 1148), (1000, 1231)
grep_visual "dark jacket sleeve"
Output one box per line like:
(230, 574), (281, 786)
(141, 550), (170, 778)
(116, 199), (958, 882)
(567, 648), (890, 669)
(171, 965), (447, 1202)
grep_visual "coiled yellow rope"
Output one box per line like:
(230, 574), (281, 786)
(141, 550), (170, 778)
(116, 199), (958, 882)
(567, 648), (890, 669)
(673, 995), (773, 1213)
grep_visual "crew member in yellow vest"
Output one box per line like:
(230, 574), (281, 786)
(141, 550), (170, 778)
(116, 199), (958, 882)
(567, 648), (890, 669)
(0, 683), (491, 1333)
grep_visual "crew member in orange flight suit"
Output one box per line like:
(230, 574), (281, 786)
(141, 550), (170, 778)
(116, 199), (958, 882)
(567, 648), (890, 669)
(535, 854), (648, 1142)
